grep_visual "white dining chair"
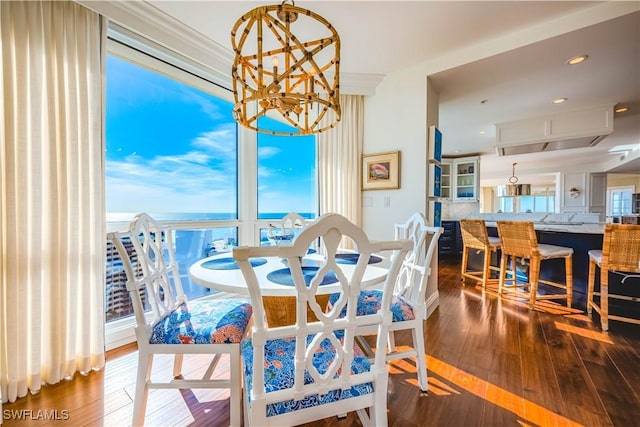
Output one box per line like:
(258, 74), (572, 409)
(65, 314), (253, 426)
(267, 212), (307, 245)
(330, 212), (443, 392)
(109, 213), (253, 426)
(233, 213), (412, 426)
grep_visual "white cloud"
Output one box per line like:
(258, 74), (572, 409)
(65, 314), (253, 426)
(107, 125), (238, 213)
(258, 146), (280, 158)
(258, 165), (275, 178)
(182, 89), (226, 121)
(192, 125), (237, 157)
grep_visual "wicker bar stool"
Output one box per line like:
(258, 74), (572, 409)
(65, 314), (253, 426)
(587, 223), (640, 331)
(460, 219), (501, 291)
(496, 221), (573, 309)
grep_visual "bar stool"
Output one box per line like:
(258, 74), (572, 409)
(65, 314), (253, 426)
(587, 223), (640, 331)
(460, 219), (501, 291)
(496, 221), (573, 309)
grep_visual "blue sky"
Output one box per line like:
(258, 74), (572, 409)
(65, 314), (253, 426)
(105, 55), (316, 217)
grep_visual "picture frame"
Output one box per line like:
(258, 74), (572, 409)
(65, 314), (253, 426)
(361, 151), (400, 190)
(428, 125), (442, 163)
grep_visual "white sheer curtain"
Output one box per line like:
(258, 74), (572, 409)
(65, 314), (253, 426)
(318, 95), (364, 226)
(0, 1), (106, 403)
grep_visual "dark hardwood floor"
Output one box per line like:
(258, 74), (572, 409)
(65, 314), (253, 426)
(3, 258), (640, 426)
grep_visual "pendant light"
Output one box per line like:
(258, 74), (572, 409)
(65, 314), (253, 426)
(231, 0), (341, 136)
(505, 162), (531, 196)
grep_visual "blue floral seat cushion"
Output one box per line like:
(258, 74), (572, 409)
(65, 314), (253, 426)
(150, 299), (253, 345)
(241, 334), (373, 417)
(328, 290), (415, 322)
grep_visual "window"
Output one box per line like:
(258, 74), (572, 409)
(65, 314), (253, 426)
(518, 195), (554, 213)
(105, 52), (239, 305)
(105, 55), (238, 221)
(497, 185), (554, 213)
(104, 28), (318, 347)
(498, 197), (515, 213)
(256, 116), (317, 220)
(608, 186), (633, 217)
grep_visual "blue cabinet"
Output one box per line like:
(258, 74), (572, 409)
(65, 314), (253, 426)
(438, 220), (460, 257)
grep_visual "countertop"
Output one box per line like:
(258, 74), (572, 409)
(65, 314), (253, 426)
(443, 213), (605, 234)
(483, 221), (604, 234)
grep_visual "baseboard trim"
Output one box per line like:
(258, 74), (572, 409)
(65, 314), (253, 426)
(426, 290), (440, 319)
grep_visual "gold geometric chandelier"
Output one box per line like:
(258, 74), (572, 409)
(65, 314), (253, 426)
(231, 0), (341, 136)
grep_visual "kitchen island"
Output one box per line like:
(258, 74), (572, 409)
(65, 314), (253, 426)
(460, 218), (639, 323)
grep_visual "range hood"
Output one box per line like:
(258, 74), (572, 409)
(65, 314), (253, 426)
(496, 135), (608, 156)
(495, 105), (614, 157)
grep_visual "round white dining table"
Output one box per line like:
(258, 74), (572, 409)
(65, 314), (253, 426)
(189, 252), (389, 297)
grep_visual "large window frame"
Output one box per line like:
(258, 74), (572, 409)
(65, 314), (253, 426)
(105, 27), (319, 349)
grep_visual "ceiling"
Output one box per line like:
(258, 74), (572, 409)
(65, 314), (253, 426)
(146, 1), (640, 186)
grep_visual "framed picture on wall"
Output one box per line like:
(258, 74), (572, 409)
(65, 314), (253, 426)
(362, 151), (400, 190)
(428, 126), (442, 163)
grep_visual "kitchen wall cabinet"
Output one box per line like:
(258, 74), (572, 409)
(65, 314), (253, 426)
(441, 162), (451, 199)
(441, 156), (479, 201)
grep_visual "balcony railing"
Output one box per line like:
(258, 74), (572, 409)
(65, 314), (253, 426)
(105, 227), (237, 323)
(104, 222), (309, 323)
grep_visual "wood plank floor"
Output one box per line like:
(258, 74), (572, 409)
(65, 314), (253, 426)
(3, 258), (640, 426)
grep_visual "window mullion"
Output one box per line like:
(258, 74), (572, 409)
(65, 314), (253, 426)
(238, 122), (258, 246)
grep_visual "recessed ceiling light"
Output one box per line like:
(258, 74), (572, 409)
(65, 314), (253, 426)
(615, 106), (629, 113)
(480, 99), (488, 104)
(479, 130), (486, 135)
(553, 98), (567, 104)
(566, 55), (588, 65)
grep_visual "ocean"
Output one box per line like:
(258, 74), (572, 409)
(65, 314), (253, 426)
(107, 212), (315, 222)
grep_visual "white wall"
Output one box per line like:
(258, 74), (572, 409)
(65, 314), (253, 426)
(363, 66), (429, 241)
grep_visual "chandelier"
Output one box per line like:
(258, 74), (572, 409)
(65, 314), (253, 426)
(231, 0), (341, 136)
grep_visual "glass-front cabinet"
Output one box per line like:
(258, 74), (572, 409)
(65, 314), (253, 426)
(441, 157), (479, 200)
(455, 159), (477, 199)
(440, 162), (451, 199)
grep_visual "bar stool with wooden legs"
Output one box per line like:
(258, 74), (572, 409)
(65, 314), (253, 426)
(460, 219), (501, 291)
(496, 221), (573, 309)
(587, 223), (640, 331)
